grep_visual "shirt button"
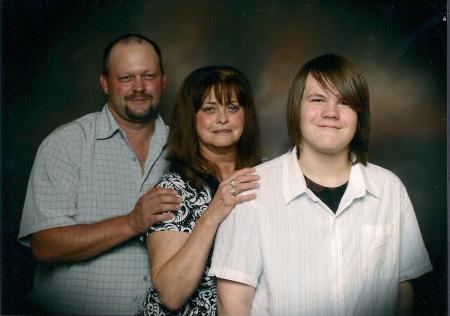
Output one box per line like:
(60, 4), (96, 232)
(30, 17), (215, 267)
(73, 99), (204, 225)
(143, 276), (149, 281)
(132, 157), (137, 162)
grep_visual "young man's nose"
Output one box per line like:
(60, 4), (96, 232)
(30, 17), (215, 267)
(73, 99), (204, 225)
(322, 102), (339, 119)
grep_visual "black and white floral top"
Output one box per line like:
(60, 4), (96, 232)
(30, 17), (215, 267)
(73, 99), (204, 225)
(137, 171), (219, 316)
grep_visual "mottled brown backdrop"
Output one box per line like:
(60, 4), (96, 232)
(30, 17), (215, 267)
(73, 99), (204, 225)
(2, 1), (447, 314)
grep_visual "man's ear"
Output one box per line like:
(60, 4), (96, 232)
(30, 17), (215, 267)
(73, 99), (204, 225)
(99, 74), (109, 94)
(162, 74), (167, 91)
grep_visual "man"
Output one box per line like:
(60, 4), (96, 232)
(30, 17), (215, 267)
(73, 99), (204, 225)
(18, 34), (181, 315)
(209, 54), (432, 315)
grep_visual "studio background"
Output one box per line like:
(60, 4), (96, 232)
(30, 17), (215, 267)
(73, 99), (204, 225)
(2, 1), (447, 314)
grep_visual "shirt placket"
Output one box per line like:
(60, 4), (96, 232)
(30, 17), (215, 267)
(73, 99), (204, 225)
(330, 216), (345, 315)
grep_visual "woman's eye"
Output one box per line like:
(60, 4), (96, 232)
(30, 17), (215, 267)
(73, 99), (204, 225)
(228, 104), (241, 112)
(311, 98), (324, 103)
(202, 106), (216, 113)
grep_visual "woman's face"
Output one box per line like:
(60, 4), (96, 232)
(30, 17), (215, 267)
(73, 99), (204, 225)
(196, 88), (245, 154)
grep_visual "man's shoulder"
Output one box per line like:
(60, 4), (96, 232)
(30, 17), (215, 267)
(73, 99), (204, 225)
(37, 110), (103, 160)
(44, 111), (102, 144)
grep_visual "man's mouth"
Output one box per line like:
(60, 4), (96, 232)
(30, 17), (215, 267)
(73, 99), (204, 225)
(126, 93), (152, 102)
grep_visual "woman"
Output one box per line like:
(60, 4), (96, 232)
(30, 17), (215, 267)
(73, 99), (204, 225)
(137, 65), (262, 315)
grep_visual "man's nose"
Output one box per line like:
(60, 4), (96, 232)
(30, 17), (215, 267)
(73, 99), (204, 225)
(133, 77), (145, 91)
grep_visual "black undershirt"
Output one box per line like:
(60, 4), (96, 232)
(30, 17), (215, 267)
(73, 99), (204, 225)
(304, 176), (348, 213)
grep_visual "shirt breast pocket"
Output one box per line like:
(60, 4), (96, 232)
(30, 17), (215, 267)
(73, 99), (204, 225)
(361, 224), (398, 280)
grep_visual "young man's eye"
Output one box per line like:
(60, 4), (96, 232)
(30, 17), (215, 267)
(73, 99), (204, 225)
(311, 98), (324, 103)
(339, 100), (350, 106)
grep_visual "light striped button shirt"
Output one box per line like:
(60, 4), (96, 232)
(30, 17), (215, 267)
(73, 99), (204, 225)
(210, 148), (432, 316)
(18, 105), (169, 315)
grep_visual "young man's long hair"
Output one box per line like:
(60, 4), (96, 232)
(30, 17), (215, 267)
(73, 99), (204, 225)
(167, 65), (261, 189)
(287, 54), (370, 165)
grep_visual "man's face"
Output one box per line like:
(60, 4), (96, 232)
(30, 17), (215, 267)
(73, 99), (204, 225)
(100, 42), (166, 124)
(299, 74), (357, 158)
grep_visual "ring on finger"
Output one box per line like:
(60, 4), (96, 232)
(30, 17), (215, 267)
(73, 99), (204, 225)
(229, 179), (238, 196)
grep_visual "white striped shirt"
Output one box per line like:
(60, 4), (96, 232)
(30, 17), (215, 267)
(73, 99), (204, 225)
(209, 148), (432, 316)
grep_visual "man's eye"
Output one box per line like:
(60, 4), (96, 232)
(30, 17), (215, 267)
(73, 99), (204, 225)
(143, 74), (156, 80)
(119, 76), (132, 82)
(339, 100), (350, 106)
(311, 98), (324, 103)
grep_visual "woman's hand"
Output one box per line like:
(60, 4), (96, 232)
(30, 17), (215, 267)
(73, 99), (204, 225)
(204, 167), (260, 224)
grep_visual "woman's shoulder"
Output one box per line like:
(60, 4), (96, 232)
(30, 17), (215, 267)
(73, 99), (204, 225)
(156, 172), (188, 188)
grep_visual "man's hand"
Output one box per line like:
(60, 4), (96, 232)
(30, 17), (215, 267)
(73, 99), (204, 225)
(127, 187), (181, 235)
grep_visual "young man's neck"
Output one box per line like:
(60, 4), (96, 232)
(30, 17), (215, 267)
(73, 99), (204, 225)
(298, 149), (351, 188)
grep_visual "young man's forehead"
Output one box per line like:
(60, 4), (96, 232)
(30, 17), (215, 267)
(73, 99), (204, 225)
(306, 74), (341, 97)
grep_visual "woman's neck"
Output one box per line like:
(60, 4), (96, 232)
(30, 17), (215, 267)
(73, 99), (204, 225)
(200, 146), (237, 181)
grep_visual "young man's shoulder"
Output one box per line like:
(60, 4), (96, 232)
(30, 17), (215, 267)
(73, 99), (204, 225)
(255, 151), (290, 174)
(362, 162), (406, 188)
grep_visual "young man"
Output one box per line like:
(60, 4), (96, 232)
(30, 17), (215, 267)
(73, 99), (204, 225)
(209, 54), (432, 315)
(18, 34), (180, 315)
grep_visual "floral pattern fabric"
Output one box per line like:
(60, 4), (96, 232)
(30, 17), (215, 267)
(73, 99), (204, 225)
(137, 172), (219, 316)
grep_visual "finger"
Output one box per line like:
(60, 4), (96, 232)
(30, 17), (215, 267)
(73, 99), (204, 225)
(144, 201), (182, 214)
(140, 192), (183, 204)
(144, 187), (179, 196)
(234, 193), (257, 203)
(230, 167), (256, 178)
(234, 182), (260, 194)
(234, 174), (260, 184)
(153, 212), (175, 223)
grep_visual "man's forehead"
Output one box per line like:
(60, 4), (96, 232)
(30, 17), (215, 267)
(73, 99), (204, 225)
(108, 42), (159, 68)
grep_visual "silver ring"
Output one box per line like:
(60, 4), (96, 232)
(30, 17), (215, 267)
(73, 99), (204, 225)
(229, 179), (237, 196)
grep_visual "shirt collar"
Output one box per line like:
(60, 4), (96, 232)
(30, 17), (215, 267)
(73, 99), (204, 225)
(95, 104), (168, 141)
(347, 163), (381, 199)
(96, 104), (121, 139)
(282, 147), (308, 204)
(282, 147), (381, 205)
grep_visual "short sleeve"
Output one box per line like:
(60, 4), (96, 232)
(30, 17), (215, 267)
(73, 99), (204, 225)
(147, 173), (211, 235)
(209, 200), (262, 287)
(18, 129), (82, 246)
(398, 185), (433, 281)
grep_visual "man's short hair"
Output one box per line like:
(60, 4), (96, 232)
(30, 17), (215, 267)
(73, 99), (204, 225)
(102, 33), (164, 75)
(287, 54), (370, 165)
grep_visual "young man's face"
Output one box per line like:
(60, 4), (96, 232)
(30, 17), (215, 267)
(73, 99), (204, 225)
(100, 42), (166, 124)
(299, 74), (357, 158)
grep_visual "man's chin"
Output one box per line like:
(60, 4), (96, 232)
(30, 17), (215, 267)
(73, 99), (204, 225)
(126, 108), (159, 122)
